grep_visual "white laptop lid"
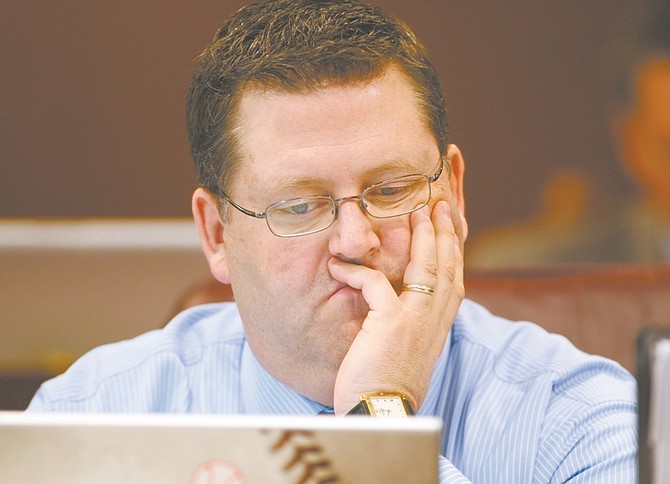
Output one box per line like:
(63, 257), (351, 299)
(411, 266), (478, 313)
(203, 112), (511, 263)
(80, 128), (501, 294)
(0, 412), (441, 483)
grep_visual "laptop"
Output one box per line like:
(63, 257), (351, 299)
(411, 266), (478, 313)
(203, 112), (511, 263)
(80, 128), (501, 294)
(0, 412), (441, 483)
(637, 328), (670, 484)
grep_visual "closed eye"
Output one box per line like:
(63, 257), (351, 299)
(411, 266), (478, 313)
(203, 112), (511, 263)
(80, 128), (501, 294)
(269, 197), (334, 219)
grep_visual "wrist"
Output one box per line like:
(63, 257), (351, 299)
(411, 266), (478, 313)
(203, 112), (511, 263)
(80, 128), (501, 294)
(345, 392), (415, 417)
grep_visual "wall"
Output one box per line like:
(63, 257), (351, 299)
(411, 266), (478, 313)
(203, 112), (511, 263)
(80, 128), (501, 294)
(0, 1), (640, 237)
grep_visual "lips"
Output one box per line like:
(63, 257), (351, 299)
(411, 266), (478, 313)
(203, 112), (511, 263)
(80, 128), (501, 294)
(329, 283), (361, 299)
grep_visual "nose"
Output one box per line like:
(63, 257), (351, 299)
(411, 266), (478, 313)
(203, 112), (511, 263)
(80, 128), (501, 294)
(327, 196), (380, 261)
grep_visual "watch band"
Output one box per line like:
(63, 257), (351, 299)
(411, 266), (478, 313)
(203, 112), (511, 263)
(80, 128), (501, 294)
(347, 400), (372, 415)
(346, 392), (415, 417)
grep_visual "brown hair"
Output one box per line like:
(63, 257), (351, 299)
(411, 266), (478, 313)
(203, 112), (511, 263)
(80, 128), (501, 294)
(186, 0), (448, 197)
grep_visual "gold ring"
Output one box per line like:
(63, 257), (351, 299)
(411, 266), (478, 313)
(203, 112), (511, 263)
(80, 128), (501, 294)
(402, 283), (435, 296)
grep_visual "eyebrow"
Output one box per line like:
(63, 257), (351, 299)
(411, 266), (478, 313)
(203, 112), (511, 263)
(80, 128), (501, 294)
(262, 176), (329, 199)
(253, 156), (434, 201)
(282, 158), (432, 189)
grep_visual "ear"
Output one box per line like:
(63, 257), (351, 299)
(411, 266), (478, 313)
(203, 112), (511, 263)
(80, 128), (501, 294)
(192, 187), (231, 284)
(445, 144), (469, 244)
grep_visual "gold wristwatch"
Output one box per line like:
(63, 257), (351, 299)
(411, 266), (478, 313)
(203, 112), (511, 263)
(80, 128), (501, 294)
(346, 392), (415, 417)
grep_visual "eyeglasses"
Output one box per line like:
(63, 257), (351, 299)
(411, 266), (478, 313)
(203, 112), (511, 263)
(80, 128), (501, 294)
(219, 158), (449, 238)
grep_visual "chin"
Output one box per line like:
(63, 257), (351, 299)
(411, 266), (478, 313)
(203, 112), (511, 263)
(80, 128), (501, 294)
(339, 298), (370, 325)
(320, 305), (366, 346)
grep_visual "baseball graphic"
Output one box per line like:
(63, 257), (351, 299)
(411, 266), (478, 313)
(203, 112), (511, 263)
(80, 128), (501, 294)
(190, 459), (246, 484)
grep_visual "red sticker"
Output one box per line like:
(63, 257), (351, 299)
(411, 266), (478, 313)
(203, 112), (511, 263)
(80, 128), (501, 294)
(190, 459), (246, 484)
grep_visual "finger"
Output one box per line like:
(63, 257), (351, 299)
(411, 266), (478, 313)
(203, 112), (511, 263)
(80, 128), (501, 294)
(433, 200), (457, 284)
(327, 258), (398, 311)
(401, 205), (438, 293)
(434, 200), (465, 313)
(447, 197), (466, 255)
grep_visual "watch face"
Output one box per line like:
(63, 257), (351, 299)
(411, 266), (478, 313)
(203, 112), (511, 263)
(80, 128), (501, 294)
(368, 396), (408, 418)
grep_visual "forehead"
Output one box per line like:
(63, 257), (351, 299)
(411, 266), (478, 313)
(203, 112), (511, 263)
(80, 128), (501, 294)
(231, 68), (437, 184)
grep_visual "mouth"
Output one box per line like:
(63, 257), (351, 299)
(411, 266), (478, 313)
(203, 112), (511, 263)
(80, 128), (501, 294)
(327, 275), (404, 300)
(327, 283), (370, 320)
(328, 283), (362, 299)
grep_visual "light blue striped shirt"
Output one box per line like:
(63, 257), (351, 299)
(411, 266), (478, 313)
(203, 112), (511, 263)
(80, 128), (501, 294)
(28, 299), (637, 483)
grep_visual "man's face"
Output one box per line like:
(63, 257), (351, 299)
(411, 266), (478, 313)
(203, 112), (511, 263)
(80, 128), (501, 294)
(205, 68), (458, 397)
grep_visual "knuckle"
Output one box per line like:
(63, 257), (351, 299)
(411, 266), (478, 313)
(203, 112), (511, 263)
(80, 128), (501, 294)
(423, 260), (438, 278)
(444, 263), (457, 282)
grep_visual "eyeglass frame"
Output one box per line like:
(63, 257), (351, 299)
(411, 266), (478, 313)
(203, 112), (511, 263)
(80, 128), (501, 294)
(217, 157), (450, 238)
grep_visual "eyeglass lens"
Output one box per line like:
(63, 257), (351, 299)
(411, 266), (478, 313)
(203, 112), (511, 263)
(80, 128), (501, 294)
(265, 174), (431, 236)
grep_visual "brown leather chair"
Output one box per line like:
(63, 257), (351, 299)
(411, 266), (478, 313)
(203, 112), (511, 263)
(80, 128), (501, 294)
(465, 264), (670, 373)
(171, 265), (670, 374)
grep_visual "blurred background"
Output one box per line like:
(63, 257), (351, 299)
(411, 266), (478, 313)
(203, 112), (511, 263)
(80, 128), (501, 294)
(3, 0), (670, 408)
(4, 0), (666, 265)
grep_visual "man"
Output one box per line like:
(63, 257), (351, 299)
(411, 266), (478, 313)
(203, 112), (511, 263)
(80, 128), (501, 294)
(28, 1), (636, 481)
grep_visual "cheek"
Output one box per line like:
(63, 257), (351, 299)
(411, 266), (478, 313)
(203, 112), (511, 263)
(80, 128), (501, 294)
(380, 222), (412, 252)
(229, 228), (327, 286)
(430, 180), (452, 203)
(376, 220), (413, 277)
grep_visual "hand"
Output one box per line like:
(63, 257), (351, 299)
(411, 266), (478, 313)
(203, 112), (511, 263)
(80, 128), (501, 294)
(328, 199), (465, 415)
